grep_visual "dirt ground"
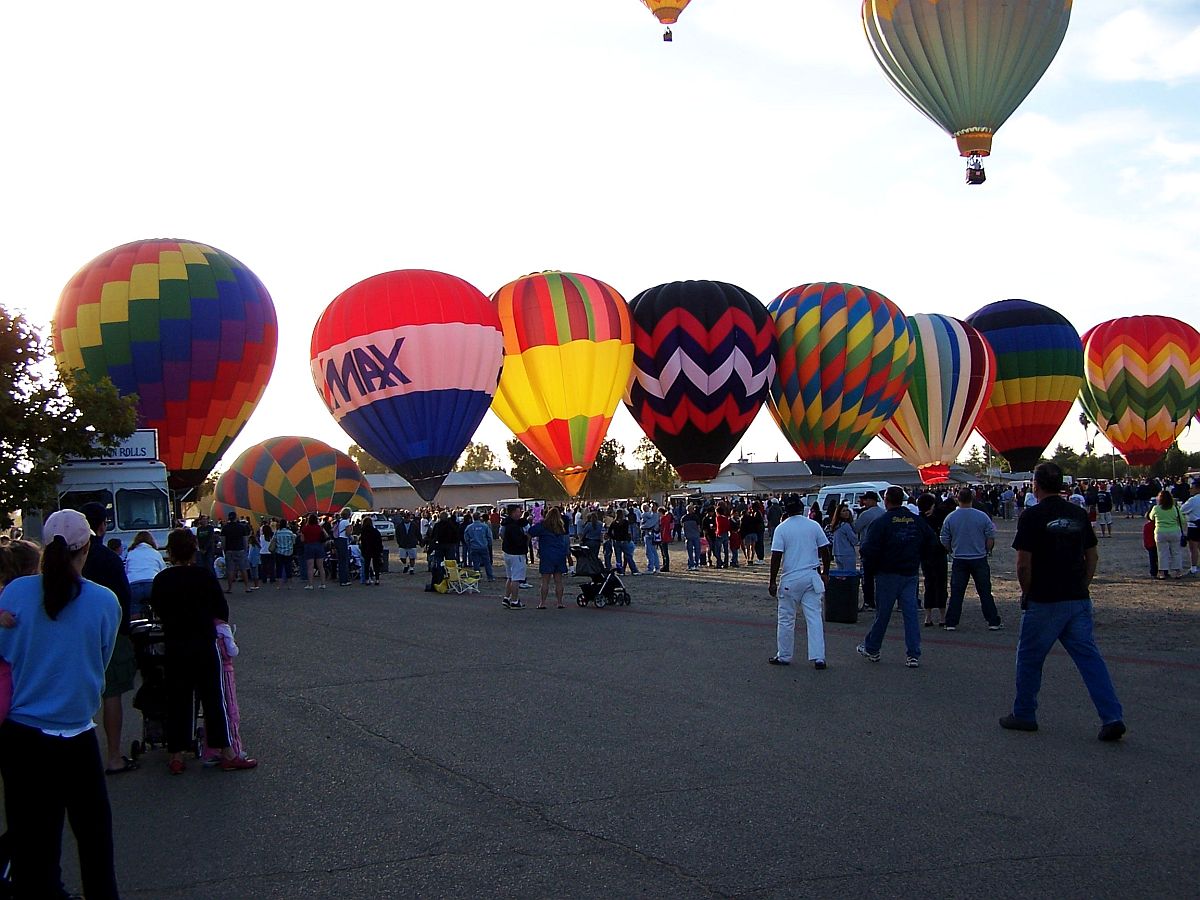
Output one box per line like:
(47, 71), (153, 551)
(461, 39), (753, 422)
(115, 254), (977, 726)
(563, 514), (1200, 662)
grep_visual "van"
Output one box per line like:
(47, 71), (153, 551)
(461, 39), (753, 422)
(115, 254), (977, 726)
(350, 511), (396, 541)
(496, 498), (546, 514)
(815, 482), (896, 516)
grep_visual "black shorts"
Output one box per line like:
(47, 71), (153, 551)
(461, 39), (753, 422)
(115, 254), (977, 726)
(1187, 524), (1200, 542)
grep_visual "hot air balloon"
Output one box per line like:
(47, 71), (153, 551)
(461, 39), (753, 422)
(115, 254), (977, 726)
(624, 280), (777, 481)
(878, 314), (996, 484)
(862, 0), (1072, 183)
(491, 271), (633, 496)
(52, 239), (278, 491)
(642, 0), (691, 41)
(210, 436), (374, 522)
(965, 299), (1083, 474)
(310, 270), (503, 502)
(1079, 316), (1200, 467)
(768, 282), (915, 477)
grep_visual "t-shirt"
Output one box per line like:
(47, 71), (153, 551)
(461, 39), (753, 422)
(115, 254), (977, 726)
(1182, 494), (1200, 526)
(770, 514), (830, 581)
(1148, 503), (1185, 536)
(853, 505), (883, 537)
(222, 520), (248, 552)
(273, 528), (296, 556)
(0, 576), (120, 733)
(940, 507), (996, 559)
(300, 523), (326, 544)
(1012, 496), (1097, 603)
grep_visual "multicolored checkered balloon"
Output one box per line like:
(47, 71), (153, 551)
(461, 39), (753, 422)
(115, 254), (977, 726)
(767, 282), (915, 477)
(53, 239), (278, 490)
(210, 436), (373, 522)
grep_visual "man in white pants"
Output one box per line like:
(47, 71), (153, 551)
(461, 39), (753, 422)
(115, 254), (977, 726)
(768, 493), (832, 670)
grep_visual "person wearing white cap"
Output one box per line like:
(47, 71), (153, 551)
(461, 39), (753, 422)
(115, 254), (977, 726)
(0, 508), (122, 899)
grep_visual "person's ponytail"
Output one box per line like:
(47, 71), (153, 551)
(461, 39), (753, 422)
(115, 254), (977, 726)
(41, 535), (82, 620)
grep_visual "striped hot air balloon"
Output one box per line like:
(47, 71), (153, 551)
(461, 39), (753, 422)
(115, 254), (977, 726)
(210, 436), (374, 522)
(879, 314), (996, 484)
(1080, 316), (1200, 467)
(768, 282), (915, 477)
(310, 270), (504, 502)
(966, 299), (1083, 474)
(624, 281), (777, 482)
(491, 271), (634, 496)
(53, 239), (278, 490)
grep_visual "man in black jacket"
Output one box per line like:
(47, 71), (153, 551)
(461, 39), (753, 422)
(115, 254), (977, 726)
(856, 487), (937, 669)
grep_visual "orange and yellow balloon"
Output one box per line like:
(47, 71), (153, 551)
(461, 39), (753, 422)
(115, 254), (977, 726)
(1080, 316), (1200, 467)
(491, 272), (633, 496)
(642, 1), (692, 26)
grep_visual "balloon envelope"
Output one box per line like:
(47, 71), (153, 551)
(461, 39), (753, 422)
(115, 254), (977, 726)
(642, 1), (692, 25)
(211, 436), (373, 522)
(879, 315), (996, 484)
(1079, 316), (1200, 467)
(966, 299), (1083, 474)
(862, 0), (1072, 158)
(310, 270), (503, 502)
(491, 271), (633, 496)
(625, 280), (777, 482)
(768, 282), (914, 477)
(53, 239), (278, 490)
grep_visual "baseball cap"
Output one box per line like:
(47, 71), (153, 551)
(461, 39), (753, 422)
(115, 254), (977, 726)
(44, 509), (94, 551)
(783, 492), (804, 512)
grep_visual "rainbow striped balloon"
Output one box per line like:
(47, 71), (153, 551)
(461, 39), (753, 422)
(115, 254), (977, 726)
(211, 436), (373, 523)
(53, 239), (277, 490)
(1080, 316), (1200, 467)
(491, 271), (633, 496)
(768, 283), (915, 476)
(879, 315), (996, 484)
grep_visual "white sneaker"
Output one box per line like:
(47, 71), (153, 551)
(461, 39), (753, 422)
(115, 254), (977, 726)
(1191, 567), (1198, 575)
(304, 585), (314, 591)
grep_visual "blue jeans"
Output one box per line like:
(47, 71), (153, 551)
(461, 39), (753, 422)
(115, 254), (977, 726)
(468, 547), (494, 580)
(685, 533), (701, 568)
(947, 557), (1001, 627)
(863, 572), (921, 659)
(615, 541), (639, 574)
(713, 534), (730, 567)
(603, 540), (613, 569)
(336, 537), (350, 584)
(644, 535), (660, 571)
(1012, 600), (1123, 724)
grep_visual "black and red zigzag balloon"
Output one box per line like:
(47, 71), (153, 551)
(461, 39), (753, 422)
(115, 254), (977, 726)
(624, 281), (778, 481)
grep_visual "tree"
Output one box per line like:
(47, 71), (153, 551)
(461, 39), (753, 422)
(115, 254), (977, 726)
(633, 437), (676, 496)
(959, 445), (987, 475)
(506, 439), (566, 499)
(348, 443), (391, 475)
(0, 305), (138, 519)
(456, 442), (503, 472)
(582, 438), (630, 499)
(1050, 443), (1081, 474)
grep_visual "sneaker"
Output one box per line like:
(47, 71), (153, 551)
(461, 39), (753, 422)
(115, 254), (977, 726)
(509, 600), (526, 609)
(813, 660), (827, 670)
(943, 625), (957, 631)
(905, 657), (920, 668)
(999, 715), (1038, 732)
(519, 582), (532, 589)
(856, 643), (880, 662)
(767, 656), (790, 666)
(304, 584), (314, 591)
(168, 758), (186, 775)
(1098, 721), (1127, 742)
(220, 756), (258, 771)
(988, 622), (1004, 631)
(319, 584), (326, 590)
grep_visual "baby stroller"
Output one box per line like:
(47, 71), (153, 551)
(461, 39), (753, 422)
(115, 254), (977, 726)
(128, 618), (204, 761)
(571, 544), (631, 608)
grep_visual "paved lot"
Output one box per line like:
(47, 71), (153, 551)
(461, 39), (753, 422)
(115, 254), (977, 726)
(50, 532), (1200, 898)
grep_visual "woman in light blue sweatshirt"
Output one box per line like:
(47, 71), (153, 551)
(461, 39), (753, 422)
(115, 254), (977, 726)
(829, 503), (859, 572)
(0, 509), (122, 899)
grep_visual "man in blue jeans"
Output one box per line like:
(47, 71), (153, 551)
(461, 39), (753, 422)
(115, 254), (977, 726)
(940, 487), (1003, 631)
(1001, 462), (1126, 741)
(856, 486), (938, 668)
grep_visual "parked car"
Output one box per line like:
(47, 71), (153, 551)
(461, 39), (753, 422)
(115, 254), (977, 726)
(351, 511), (395, 541)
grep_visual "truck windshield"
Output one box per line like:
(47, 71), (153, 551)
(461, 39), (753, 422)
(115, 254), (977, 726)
(60, 490), (115, 531)
(115, 489), (171, 531)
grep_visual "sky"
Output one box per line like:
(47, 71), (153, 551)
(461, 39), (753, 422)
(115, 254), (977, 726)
(2, 0), (1198, 478)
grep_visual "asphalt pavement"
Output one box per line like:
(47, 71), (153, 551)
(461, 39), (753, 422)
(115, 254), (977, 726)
(57, 567), (1200, 898)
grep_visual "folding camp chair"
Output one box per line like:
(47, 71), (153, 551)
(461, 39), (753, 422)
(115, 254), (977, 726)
(443, 560), (481, 594)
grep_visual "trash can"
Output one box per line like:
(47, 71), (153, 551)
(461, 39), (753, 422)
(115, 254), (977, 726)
(825, 570), (859, 624)
(380, 548), (390, 574)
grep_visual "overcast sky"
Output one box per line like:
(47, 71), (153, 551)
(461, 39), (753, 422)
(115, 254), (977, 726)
(2, 0), (1198, 476)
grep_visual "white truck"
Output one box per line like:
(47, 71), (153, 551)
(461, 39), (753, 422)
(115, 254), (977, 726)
(56, 429), (173, 551)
